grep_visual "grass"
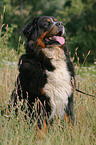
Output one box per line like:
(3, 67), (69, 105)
(0, 46), (96, 145)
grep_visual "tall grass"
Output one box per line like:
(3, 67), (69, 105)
(0, 56), (96, 144)
(0, 8), (96, 145)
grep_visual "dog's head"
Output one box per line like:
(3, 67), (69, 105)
(23, 16), (65, 48)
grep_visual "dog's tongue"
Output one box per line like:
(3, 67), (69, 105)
(53, 36), (65, 45)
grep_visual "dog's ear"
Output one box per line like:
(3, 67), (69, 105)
(23, 17), (40, 40)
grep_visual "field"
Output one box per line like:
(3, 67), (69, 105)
(0, 46), (96, 145)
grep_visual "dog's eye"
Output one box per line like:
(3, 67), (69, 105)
(40, 21), (50, 28)
(43, 22), (50, 26)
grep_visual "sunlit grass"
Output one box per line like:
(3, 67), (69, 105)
(0, 48), (96, 144)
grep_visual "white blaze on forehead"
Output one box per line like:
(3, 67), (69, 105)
(42, 46), (72, 120)
(50, 17), (55, 23)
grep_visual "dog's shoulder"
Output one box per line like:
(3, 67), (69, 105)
(18, 54), (37, 74)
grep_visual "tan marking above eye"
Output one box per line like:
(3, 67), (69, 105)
(46, 19), (51, 22)
(54, 18), (57, 22)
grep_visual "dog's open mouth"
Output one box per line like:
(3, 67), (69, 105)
(45, 36), (65, 45)
(44, 31), (65, 46)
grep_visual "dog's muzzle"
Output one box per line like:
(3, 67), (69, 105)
(50, 21), (65, 36)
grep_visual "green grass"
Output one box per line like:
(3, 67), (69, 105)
(0, 46), (96, 145)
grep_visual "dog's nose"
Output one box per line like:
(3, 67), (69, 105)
(55, 22), (63, 26)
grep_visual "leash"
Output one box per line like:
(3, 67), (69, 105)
(75, 88), (95, 98)
(71, 77), (95, 98)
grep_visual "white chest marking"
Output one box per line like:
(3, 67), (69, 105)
(42, 46), (72, 120)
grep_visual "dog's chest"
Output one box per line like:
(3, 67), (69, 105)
(42, 46), (72, 119)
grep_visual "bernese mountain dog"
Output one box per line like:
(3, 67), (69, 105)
(12, 16), (75, 129)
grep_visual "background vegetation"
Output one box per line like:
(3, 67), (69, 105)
(0, 0), (96, 63)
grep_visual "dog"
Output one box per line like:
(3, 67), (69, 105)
(12, 16), (75, 129)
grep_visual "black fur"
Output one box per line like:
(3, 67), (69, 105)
(12, 16), (75, 128)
